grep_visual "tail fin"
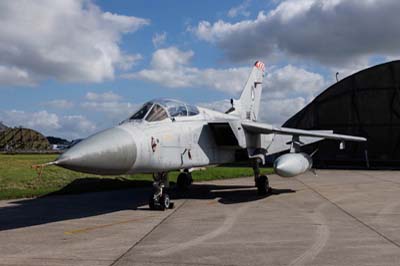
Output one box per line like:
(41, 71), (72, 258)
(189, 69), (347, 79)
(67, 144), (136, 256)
(237, 61), (265, 121)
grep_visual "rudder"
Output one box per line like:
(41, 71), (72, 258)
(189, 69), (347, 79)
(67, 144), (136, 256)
(238, 61), (265, 121)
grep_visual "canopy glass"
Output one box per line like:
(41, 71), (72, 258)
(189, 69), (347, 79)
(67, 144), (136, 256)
(128, 98), (199, 122)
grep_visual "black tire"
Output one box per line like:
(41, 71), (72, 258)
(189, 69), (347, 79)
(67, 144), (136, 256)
(149, 195), (156, 210)
(159, 193), (171, 210)
(177, 173), (191, 191)
(256, 175), (270, 195)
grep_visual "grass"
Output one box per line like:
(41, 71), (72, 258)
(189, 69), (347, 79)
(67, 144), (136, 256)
(0, 154), (273, 200)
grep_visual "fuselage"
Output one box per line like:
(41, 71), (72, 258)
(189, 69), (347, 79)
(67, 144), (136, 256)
(56, 101), (275, 175)
(118, 107), (240, 173)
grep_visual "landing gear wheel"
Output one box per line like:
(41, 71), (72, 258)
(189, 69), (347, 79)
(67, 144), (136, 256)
(149, 193), (173, 210)
(177, 172), (192, 192)
(159, 193), (171, 210)
(256, 175), (270, 195)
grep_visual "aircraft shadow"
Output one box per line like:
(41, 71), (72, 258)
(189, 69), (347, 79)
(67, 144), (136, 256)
(0, 178), (295, 231)
(170, 184), (296, 205)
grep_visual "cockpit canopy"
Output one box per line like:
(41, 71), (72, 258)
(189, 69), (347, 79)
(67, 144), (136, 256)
(128, 98), (199, 122)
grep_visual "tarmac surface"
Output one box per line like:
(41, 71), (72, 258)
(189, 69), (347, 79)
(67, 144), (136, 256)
(1, 170), (400, 266)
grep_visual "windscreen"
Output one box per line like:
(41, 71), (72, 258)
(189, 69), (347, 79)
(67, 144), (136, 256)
(129, 103), (153, 120)
(145, 104), (168, 122)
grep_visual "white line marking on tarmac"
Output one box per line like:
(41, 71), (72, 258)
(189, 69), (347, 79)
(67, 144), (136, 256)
(154, 204), (249, 256)
(288, 203), (330, 266)
(295, 176), (400, 255)
(288, 180), (362, 266)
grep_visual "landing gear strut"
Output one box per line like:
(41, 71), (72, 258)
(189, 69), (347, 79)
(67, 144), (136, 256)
(149, 172), (174, 210)
(176, 170), (193, 192)
(252, 159), (271, 195)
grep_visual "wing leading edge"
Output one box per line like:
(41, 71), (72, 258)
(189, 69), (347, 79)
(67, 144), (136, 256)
(242, 121), (366, 142)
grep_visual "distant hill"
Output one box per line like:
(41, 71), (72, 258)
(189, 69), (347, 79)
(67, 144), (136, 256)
(0, 127), (50, 151)
(47, 136), (70, 145)
(0, 122), (8, 132)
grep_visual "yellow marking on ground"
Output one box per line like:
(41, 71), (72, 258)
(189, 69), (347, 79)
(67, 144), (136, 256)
(207, 200), (217, 205)
(64, 216), (156, 235)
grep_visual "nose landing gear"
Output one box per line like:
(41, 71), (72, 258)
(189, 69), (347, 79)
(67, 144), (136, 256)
(149, 172), (174, 210)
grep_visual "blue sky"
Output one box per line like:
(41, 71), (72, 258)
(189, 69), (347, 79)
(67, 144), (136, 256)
(0, 0), (398, 139)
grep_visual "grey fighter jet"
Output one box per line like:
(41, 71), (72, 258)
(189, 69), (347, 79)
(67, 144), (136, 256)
(52, 61), (366, 210)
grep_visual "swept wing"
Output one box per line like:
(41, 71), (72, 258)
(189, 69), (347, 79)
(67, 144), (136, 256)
(241, 121), (366, 142)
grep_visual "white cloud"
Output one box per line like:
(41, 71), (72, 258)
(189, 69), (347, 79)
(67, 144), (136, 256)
(0, 0), (149, 85)
(151, 47), (194, 69)
(261, 64), (325, 124)
(42, 99), (74, 109)
(81, 101), (138, 117)
(191, 0), (400, 68)
(197, 99), (232, 113)
(81, 91), (138, 124)
(259, 97), (307, 124)
(228, 0), (251, 18)
(0, 110), (96, 139)
(264, 65), (325, 99)
(124, 46), (326, 100)
(1, 110), (60, 130)
(123, 47), (250, 94)
(123, 44), (327, 126)
(85, 91), (122, 102)
(60, 115), (97, 138)
(152, 32), (167, 48)
(0, 66), (33, 86)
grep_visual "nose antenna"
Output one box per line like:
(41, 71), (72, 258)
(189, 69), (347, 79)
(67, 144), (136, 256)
(31, 161), (58, 178)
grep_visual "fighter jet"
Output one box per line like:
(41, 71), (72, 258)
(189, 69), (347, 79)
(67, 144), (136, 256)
(52, 61), (366, 210)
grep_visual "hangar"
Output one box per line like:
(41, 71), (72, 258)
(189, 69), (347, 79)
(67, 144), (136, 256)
(283, 60), (400, 169)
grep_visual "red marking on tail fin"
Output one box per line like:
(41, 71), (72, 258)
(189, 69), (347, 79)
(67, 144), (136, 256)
(254, 61), (265, 72)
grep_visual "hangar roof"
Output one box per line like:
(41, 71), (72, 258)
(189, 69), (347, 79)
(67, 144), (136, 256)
(283, 60), (400, 168)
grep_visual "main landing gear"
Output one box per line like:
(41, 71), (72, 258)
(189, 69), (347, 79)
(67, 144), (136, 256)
(252, 159), (271, 195)
(176, 170), (193, 192)
(149, 172), (174, 210)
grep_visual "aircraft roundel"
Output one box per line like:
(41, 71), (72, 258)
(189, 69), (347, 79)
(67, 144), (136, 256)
(254, 61), (265, 72)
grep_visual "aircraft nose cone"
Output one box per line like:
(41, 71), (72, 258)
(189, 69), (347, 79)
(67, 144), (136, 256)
(56, 127), (136, 175)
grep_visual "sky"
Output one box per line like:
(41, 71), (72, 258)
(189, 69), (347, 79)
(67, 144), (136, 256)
(0, 0), (398, 140)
